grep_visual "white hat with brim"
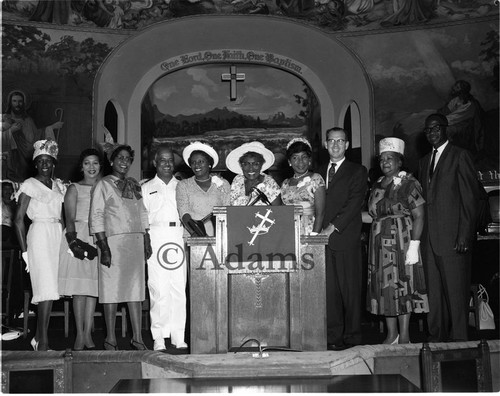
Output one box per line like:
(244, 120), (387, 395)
(182, 141), (219, 167)
(225, 141), (275, 175)
(379, 137), (405, 156)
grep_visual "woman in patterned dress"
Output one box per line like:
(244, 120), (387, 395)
(280, 137), (325, 235)
(90, 144), (152, 350)
(226, 141), (281, 206)
(366, 137), (428, 344)
(14, 140), (65, 351)
(59, 148), (102, 351)
(176, 141), (230, 237)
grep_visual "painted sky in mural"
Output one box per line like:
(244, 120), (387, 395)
(150, 65), (307, 118)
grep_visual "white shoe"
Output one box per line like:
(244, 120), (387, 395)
(173, 341), (188, 349)
(153, 339), (166, 351)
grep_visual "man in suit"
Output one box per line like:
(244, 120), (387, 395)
(322, 127), (368, 350)
(418, 113), (478, 342)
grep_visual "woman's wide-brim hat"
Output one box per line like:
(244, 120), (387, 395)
(379, 137), (405, 156)
(182, 141), (219, 167)
(225, 141), (275, 174)
(33, 139), (58, 160)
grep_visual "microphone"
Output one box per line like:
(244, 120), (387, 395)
(247, 187), (272, 206)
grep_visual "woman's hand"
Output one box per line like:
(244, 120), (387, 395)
(144, 231), (153, 260)
(21, 252), (30, 273)
(95, 232), (112, 267)
(405, 240), (420, 265)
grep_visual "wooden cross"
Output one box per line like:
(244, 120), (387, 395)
(221, 65), (245, 101)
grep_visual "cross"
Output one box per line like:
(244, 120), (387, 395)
(221, 65), (245, 101)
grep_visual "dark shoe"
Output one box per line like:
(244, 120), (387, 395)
(327, 343), (353, 351)
(130, 340), (149, 350)
(104, 341), (118, 351)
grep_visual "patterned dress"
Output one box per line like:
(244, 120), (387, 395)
(366, 174), (429, 316)
(281, 173), (325, 234)
(15, 178), (64, 304)
(59, 183), (99, 297)
(230, 174), (281, 206)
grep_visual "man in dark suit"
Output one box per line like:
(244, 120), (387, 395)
(321, 127), (367, 350)
(418, 113), (478, 342)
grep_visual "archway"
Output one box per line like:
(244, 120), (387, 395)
(94, 15), (373, 179)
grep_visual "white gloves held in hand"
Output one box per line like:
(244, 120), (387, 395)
(21, 251), (30, 273)
(405, 240), (420, 265)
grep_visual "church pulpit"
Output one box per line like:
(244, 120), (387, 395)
(188, 206), (328, 354)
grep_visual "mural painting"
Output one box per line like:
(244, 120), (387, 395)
(339, 20), (499, 174)
(2, 0), (498, 182)
(141, 64), (320, 180)
(2, 0), (498, 32)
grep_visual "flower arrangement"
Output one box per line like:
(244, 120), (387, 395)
(55, 178), (68, 196)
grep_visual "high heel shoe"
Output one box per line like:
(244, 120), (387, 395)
(130, 340), (148, 350)
(104, 341), (118, 351)
(391, 335), (399, 345)
(30, 337), (39, 351)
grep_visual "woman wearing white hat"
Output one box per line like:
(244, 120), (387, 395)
(14, 139), (66, 351)
(366, 137), (428, 345)
(176, 141), (230, 237)
(226, 141), (281, 206)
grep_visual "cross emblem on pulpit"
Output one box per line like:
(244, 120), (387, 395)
(221, 65), (245, 101)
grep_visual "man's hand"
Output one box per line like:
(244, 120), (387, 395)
(51, 121), (64, 130)
(10, 122), (22, 133)
(455, 237), (470, 254)
(321, 223), (336, 237)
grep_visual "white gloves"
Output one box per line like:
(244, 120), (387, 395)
(405, 240), (420, 265)
(21, 251), (30, 273)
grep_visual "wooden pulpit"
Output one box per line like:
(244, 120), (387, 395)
(187, 205), (328, 354)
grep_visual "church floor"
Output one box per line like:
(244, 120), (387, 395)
(1, 309), (498, 353)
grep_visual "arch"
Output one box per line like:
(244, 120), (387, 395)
(94, 15), (373, 178)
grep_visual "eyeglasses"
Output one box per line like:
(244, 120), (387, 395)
(327, 138), (346, 146)
(423, 125), (446, 134)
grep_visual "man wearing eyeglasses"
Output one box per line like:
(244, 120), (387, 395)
(321, 127), (367, 351)
(418, 113), (478, 342)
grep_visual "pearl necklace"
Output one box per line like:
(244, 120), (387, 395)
(293, 172), (309, 179)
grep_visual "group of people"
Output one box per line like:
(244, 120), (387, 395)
(7, 110), (479, 352)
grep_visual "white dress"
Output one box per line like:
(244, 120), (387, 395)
(16, 178), (64, 304)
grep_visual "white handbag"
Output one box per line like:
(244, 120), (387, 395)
(469, 284), (496, 330)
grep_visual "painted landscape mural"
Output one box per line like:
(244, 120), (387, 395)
(2, 0), (498, 181)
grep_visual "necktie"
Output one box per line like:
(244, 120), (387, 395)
(429, 149), (438, 180)
(328, 163), (337, 186)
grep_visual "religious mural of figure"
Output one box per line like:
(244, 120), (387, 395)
(1, 90), (63, 182)
(345, 0), (373, 15)
(437, 80), (485, 154)
(380, 0), (430, 26)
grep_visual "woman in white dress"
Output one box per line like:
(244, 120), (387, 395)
(14, 140), (65, 351)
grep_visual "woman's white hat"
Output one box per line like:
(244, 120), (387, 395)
(379, 137), (405, 156)
(182, 141), (219, 167)
(225, 141), (275, 174)
(33, 139), (58, 160)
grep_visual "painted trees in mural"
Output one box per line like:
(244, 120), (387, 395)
(140, 65), (319, 178)
(2, 0), (497, 32)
